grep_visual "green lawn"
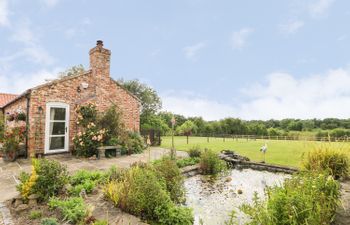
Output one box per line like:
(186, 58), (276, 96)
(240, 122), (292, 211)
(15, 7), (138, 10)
(161, 136), (350, 168)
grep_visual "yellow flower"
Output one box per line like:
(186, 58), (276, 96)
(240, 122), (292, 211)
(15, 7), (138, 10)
(21, 165), (38, 199)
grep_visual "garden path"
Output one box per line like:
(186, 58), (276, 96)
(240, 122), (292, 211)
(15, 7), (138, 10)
(334, 180), (350, 225)
(0, 147), (187, 203)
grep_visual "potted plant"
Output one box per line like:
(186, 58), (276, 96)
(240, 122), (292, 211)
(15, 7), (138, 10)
(17, 112), (26, 121)
(1, 126), (25, 162)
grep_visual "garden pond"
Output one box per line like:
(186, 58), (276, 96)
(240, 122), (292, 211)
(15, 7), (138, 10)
(184, 168), (290, 225)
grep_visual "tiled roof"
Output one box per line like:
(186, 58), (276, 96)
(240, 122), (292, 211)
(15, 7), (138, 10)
(0, 93), (18, 108)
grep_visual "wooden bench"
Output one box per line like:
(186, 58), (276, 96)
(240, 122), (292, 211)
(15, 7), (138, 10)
(97, 146), (121, 159)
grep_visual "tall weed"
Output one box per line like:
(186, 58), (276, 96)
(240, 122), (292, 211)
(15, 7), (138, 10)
(302, 144), (349, 179)
(238, 171), (340, 225)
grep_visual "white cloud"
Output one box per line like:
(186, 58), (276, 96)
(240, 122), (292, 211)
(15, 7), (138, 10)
(40, 0), (60, 8)
(6, 21), (55, 65)
(183, 41), (207, 61)
(308, 0), (335, 17)
(10, 21), (36, 45)
(240, 68), (350, 119)
(161, 91), (236, 121)
(0, 67), (62, 94)
(22, 46), (55, 65)
(280, 20), (305, 34)
(0, 0), (9, 26)
(230, 28), (254, 50)
(162, 68), (350, 120)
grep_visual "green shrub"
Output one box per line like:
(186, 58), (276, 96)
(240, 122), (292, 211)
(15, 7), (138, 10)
(103, 165), (193, 224)
(188, 145), (202, 158)
(2, 126), (26, 156)
(76, 103), (98, 127)
(41, 217), (59, 225)
(153, 157), (185, 204)
(93, 220), (108, 225)
(48, 197), (87, 224)
(17, 159), (68, 201)
(98, 105), (124, 143)
(29, 210), (42, 220)
(302, 145), (350, 179)
(73, 123), (106, 157)
(121, 132), (146, 154)
(70, 170), (103, 185)
(239, 171), (340, 225)
(155, 204), (194, 225)
(199, 149), (227, 175)
(69, 180), (95, 196)
(176, 157), (200, 168)
(0, 112), (4, 141)
(117, 166), (171, 220)
(69, 170), (104, 196)
(73, 103), (107, 157)
(103, 166), (125, 182)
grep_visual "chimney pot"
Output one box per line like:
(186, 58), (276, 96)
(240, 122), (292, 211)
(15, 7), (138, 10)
(96, 40), (103, 47)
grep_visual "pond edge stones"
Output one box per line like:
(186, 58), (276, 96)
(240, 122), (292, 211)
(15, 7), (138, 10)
(220, 150), (298, 174)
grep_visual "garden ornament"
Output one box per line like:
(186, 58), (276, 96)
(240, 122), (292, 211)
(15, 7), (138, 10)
(260, 143), (267, 163)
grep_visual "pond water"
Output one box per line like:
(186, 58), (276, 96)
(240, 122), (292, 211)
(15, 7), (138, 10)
(184, 169), (289, 225)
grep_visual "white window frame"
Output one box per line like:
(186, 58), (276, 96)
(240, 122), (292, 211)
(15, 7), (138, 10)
(44, 102), (70, 154)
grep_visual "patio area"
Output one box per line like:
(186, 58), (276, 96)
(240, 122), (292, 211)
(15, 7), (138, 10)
(0, 147), (186, 203)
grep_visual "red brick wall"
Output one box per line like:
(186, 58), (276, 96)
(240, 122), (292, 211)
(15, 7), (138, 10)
(27, 73), (97, 156)
(3, 97), (28, 129)
(26, 72), (140, 156)
(4, 42), (140, 156)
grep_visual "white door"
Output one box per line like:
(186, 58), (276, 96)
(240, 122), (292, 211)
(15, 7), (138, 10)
(45, 102), (70, 154)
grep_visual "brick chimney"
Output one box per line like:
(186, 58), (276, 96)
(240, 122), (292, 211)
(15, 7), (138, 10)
(89, 40), (111, 82)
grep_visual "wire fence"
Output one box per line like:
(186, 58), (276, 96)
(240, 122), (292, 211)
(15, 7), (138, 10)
(182, 134), (350, 143)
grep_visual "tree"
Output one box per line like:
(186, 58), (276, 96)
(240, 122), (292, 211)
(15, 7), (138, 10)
(58, 64), (85, 78)
(188, 117), (205, 135)
(158, 112), (187, 131)
(141, 114), (170, 145)
(119, 79), (162, 116)
(176, 121), (197, 144)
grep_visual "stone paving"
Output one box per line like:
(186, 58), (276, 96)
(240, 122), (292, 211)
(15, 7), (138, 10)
(334, 180), (350, 225)
(0, 147), (187, 203)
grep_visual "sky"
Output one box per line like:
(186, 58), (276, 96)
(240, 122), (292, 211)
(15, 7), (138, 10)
(1, 0), (350, 120)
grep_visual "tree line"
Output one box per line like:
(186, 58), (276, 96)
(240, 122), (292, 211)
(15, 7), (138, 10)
(118, 79), (350, 140)
(50, 66), (350, 141)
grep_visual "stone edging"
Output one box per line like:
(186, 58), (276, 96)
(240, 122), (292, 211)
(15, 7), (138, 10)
(181, 165), (200, 177)
(219, 151), (298, 174)
(0, 203), (14, 225)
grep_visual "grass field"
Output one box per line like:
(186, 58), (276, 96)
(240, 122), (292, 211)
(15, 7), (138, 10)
(161, 136), (350, 168)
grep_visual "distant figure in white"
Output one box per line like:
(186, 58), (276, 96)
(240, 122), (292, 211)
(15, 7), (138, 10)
(260, 143), (267, 163)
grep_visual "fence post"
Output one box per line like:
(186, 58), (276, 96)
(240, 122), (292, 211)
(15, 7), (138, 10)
(207, 136), (209, 143)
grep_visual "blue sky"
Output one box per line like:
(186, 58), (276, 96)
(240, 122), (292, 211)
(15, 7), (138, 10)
(1, 0), (350, 120)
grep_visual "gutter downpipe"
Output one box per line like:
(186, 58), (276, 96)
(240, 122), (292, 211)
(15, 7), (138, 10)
(25, 92), (31, 159)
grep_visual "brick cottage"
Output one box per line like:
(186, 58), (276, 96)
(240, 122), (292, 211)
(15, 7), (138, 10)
(1, 41), (141, 157)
